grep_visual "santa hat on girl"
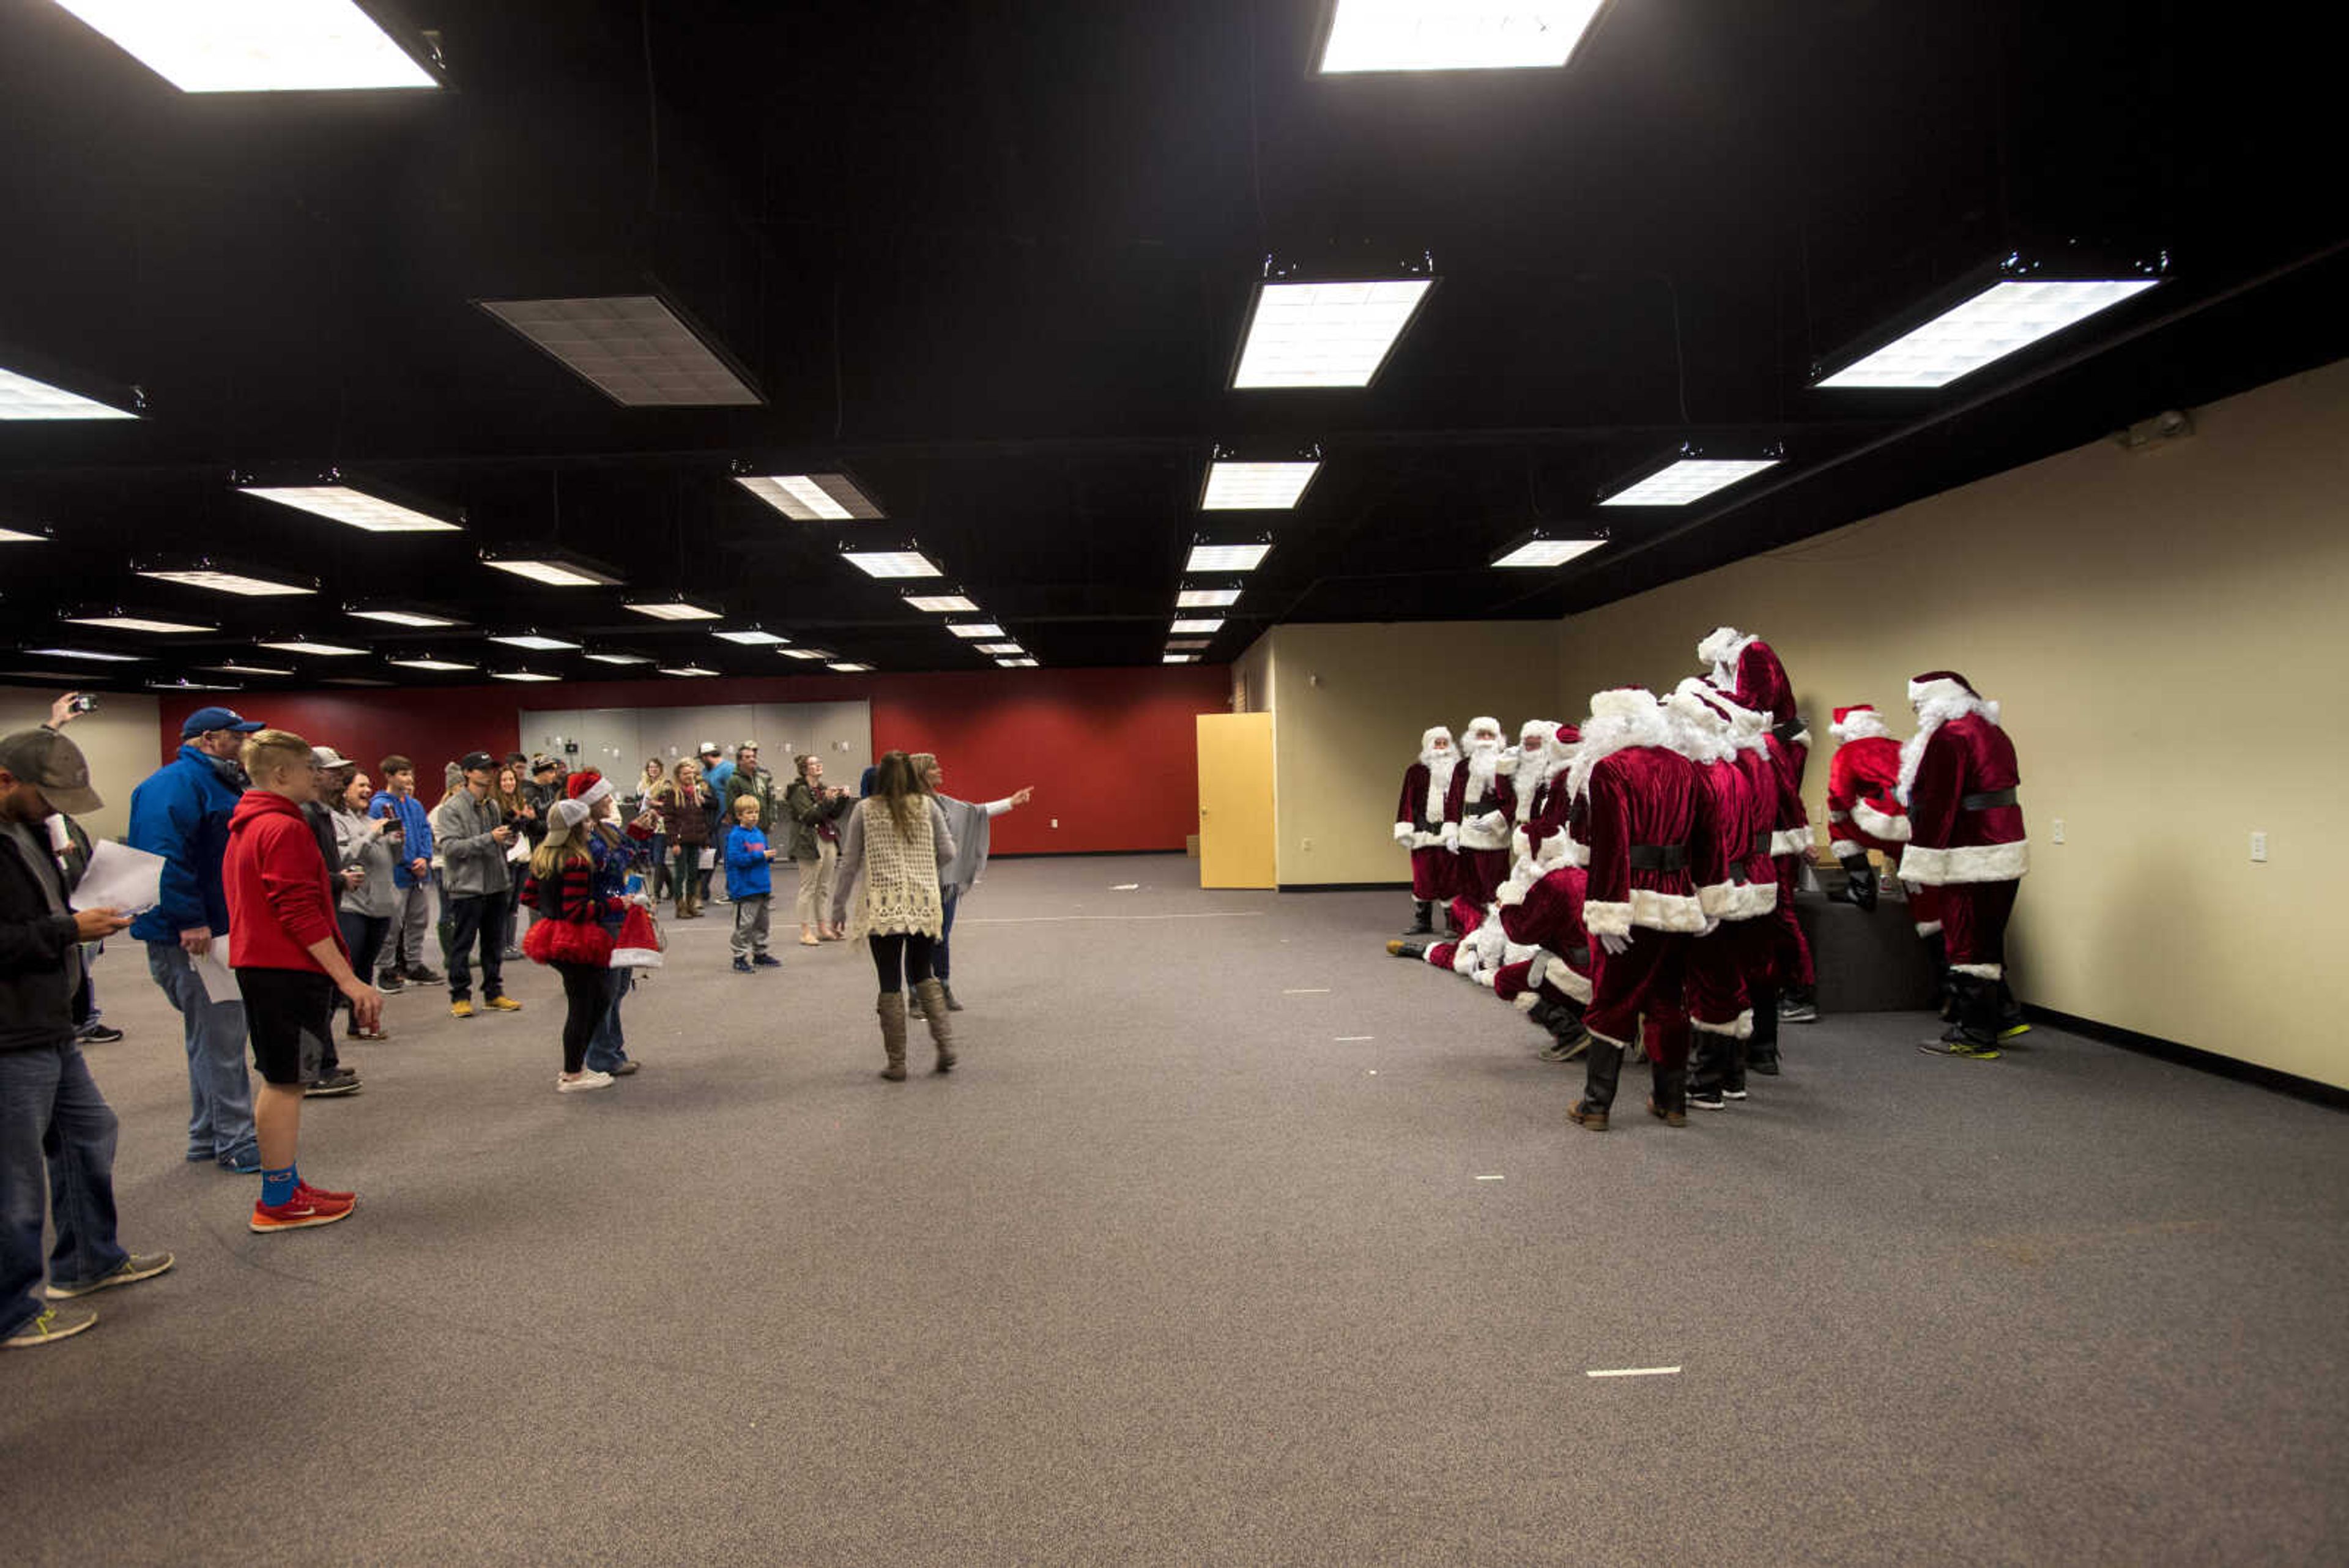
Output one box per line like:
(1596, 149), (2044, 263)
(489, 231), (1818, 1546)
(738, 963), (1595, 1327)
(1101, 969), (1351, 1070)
(565, 768), (614, 808)
(1830, 704), (1893, 741)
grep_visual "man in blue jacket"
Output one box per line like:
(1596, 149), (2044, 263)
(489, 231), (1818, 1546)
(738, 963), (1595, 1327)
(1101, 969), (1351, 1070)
(128, 705), (263, 1172)
(367, 755), (441, 992)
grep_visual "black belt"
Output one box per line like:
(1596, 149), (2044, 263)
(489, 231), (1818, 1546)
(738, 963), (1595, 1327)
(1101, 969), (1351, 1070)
(1566, 946), (1590, 968)
(1749, 830), (1772, 858)
(1627, 843), (1690, 871)
(1773, 718), (1806, 744)
(1961, 788), (2017, 811)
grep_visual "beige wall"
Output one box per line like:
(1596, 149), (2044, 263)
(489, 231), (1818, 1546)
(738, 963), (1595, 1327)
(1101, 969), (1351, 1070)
(1247, 621), (1561, 886)
(1555, 357), (2349, 1087)
(0, 690), (163, 842)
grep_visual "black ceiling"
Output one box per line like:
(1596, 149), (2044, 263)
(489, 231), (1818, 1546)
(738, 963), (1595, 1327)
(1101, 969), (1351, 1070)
(2, 0), (2342, 690)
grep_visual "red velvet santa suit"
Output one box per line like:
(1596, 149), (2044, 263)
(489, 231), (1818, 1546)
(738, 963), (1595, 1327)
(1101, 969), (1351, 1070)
(1897, 672), (2027, 982)
(1701, 626), (1807, 788)
(1393, 726), (1460, 905)
(1515, 724), (1581, 867)
(1445, 716), (1512, 906)
(1502, 719), (1556, 869)
(1826, 704), (1942, 938)
(1667, 682), (1779, 1042)
(1567, 691), (1707, 1126)
(1494, 852), (1594, 1011)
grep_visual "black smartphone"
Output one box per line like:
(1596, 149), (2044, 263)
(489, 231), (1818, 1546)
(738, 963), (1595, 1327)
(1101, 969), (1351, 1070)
(69, 693), (98, 714)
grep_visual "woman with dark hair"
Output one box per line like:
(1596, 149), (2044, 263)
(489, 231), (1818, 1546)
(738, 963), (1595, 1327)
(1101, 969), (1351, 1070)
(831, 751), (957, 1082)
(653, 759), (714, 918)
(491, 763), (534, 961)
(628, 757), (670, 900)
(784, 752), (854, 945)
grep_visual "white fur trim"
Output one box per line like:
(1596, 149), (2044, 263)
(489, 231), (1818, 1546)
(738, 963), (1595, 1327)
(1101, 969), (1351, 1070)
(1509, 827), (1533, 863)
(1770, 827), (1814, 856)
(1583, 898), (1633, 937)
(1830, 708), (1892, 743)
(1697, 879), (1778, 921)
(1502, 940), (1538, 964)
(1914, 920), (1943, 938)
(1394, 821), (1415, 845)
(1495, 866), (1539, 908)
(610, 946), (663, 968)
(1459, 814), (1511, 852)
(1450, 942), (1479, 977)
(1475, 970), (1498, 988)
(1696, 626), (1744, 668)
(1403, 830), (1446, 850)
(1583, 888), (1708, 937)
(1907, 677), (1974, 708)
(1901, 839), (2028, 885)
(1852, 798), (1911, 842)
(1513, 989), (1540, 1013)
(1950, 962), (2004, 981)
(1896, 691), (2002, 806)
(1565, 700), (1675, 803)
(1587, 689), (1655, 722)
(1440, 823), (1458, 851)
(1549, 968), (1593, 1005)
(1830, 837), (1865, 860)
(575, 778), (614, 809)
(1692, 1009), (1754, 1040)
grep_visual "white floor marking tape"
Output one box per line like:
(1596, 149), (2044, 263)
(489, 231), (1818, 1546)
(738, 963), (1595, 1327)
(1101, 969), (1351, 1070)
(1586, 1366), (1682, 1379)
(961, 912), (1267, 925)
(1110, 883), (1140, 890)
(1334, 1035), (1373, 1042)
(1475, 1175), (1505, 1182)
(1283, 987), (1330, 994)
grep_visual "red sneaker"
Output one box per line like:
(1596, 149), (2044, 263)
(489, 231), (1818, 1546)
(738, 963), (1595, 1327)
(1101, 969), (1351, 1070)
(295, 1179), (355, 1204)
(250, 1191), (355, 1233)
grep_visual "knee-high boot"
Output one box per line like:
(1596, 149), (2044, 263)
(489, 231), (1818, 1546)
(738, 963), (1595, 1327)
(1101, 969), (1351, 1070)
(876, 992), (908, 1081)
(1748, 990), (1781, 1076)
(1570, 1036), (1624, 1131)
(1408, 899), (1434, 934)
(913, 978), (956, 1072)
(1387, 937), (1433, 960)
(1922, 931), (1953, 1019)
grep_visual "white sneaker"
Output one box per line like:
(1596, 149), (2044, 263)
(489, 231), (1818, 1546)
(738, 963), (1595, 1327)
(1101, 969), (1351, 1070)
(556, 1070), (615, 1093)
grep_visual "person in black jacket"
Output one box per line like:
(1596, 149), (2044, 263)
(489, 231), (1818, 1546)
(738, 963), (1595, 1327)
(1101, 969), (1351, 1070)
(0, 726), (174, 1349)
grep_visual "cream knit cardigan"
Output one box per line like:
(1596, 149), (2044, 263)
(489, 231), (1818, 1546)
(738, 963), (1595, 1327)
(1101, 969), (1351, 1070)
(837, 795), (954, 942)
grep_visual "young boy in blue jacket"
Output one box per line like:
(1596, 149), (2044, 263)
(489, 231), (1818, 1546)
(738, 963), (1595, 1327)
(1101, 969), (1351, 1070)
(724, 795), (779, 973)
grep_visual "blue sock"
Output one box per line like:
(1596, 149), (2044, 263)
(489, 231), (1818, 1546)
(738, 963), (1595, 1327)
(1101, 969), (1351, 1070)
(262, 1165), (298, 1209)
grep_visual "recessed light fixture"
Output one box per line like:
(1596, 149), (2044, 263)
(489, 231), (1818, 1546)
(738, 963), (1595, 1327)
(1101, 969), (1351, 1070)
(258, 639), (368, 657)
(995, 657), (1039, 669)
(1201, 458), (1320, 511)
(946, 622), (1006, 639)
(1170, 617), (1226, 634)
(841, 547), (943, 579)
(1185, 540), (1272, 573)
(826, 661), (873, 674)
(489, 669), (562, 683)
(239, 476), (463, 533)
(385, 655), (479, 673)
(25, 647), (142, 663)
(321, 677), (395, 688)
(477, 295), (760, 407)
(136, 557), (316, 596)
(777, 647), (829, 661)
(733, 472), (884, 521)
(658, 664), (721, 678)
(1176, 588), (1241, 609)
(0, 365), (138, 420)
(344, 601), (467, 628)
(1162, 654), (1199, 664)
(1231, 263), (1436, 389)
(488, 631), (582, 652)
(1167, 639), (1211, 652)
(147, 677), (240, 693)
(711, 628), (789, 646)
(623, 596), (722, 621)
(584, 649), (655, 666)
(62, 608), (215, 634)
(483, 547), (623, 588)
(201, 663), (295, 677)
(973, 642), (1023, 655)
(1317, 0), (1608, 73)
(1490, 534), (1607, 568)
(1, 522), (54, 543)
(1815, 253), (2167, 389)
(52, 0), (442, 92)
(1598, 446), (1781, 507)
(902, 591), (979, 614)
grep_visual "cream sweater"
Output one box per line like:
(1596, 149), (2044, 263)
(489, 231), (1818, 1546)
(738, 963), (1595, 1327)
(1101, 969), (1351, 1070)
(832, 796), (954, 940)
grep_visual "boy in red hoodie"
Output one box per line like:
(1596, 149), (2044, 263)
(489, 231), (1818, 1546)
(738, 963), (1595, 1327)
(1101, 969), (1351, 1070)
(223, 730), (382, 1232)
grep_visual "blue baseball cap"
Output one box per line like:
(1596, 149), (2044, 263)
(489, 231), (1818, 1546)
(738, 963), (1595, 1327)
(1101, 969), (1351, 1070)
(181, 705), (265, 739)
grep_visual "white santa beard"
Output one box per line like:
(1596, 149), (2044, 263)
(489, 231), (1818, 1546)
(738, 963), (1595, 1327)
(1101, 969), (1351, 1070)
(1895, 694), (2002, 807)
(1423, 755), (1457, 821)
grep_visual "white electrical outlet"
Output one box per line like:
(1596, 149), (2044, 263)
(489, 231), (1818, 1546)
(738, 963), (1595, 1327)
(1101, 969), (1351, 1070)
(2251, 831), (2268, 863)
(1051, 817), (1059, 829)
(1301, 837), (1313, 851)
(2050, 819), (2065, 844)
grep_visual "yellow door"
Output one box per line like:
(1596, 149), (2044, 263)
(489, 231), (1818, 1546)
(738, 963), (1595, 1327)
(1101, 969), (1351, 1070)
(1197, 712), (1276, 888)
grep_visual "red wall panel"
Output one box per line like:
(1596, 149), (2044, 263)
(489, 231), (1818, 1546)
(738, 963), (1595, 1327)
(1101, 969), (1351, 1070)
(154, 665), (1230, 855)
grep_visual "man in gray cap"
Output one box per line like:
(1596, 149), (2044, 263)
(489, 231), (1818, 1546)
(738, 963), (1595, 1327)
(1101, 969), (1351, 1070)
(0, 726), (175, 1348)
(430, 750), (521, 1019)
(298, 746), (362, 1098)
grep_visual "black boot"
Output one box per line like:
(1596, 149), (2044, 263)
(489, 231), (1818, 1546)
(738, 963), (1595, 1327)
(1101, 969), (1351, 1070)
(1924, 976), (2003, 1057)
(1570, 1038), (1624, 1130)
(1994, 977), (2028, 1039)
(1833, 854), (1879, 912)
(1387, 937), (1433, 961)
(1406, 899), (1434, 935)
(1923, 932), (1954, 1019)
(1748, 990), (1781, 1076)
(1689, 1032), (1727, 1109)
(1650, 1062), (1688, 1127)
(1531, 1000), (1589, 1062)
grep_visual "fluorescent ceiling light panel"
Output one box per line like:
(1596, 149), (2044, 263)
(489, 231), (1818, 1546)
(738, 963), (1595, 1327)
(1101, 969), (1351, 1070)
(842, 550), (941, 579)
(1184, 541), (1272, 573)
(202, 663), (294, 677)
(1167, 639), (1211, 651)
(623, 598), (721, 621)
(1176, 588), (1241, 609)
(321, 677), (394, 687)
(1318, 0), (1606, 73)
(26, 647), (141, 663)
(1816, 279), (2163, 389)
(947, 623), (1006, 639)
(1170, 617), (1226, 634)
(1492, 538), (1606, 568)
(346, 606), (464, 628)
(712, 629), (788, 646)
(386, 656), (478, 672)
(53, 0), (439, 92)
(147, 678), (239, 692)
(240, 485), (461, 533)
(478, 296), (759, 407)
(1202, 460), (1319, 510)
(777, 647), (828, 661)
(1600, 458), (1779, 507)
(902, 593), (979, 614)
(0, 365), (138, 420)
(62, 613), (214, 634)
(826, 662), (872, 673)
(1231, 279), (1432, 389)
(995, 658), (1039, 669)
(489, 670), (562, 683)
(1162, 655), (1198, 664)
(733, 474), (883, 521)
(584, 650), (655, 665)
(658, 665), (721, 678)
(488, 633), (581, 652)
(974, 642), (1023, 655)
(136, 565), (314, 596)
(1, 525), (51, 543)
(258, 639), (367, 656)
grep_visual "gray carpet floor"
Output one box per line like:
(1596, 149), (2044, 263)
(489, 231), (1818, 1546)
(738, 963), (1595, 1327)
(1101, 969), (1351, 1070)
(10, 853), (2347, 1566)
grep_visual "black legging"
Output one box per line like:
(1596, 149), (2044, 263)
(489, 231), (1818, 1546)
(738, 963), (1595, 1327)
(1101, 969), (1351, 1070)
(555, 960), (604, 1074)
(867, 931), (935, 994)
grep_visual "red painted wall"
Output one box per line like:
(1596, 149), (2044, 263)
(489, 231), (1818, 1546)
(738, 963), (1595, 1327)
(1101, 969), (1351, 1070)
(154, 666), (1231, 855)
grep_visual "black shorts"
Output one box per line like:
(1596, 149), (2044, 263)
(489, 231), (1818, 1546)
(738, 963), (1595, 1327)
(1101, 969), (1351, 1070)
(234, 967), (335, 1087)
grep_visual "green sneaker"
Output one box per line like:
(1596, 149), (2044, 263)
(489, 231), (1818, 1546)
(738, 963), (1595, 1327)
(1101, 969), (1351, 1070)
(5, 1306), (98, 1348)
(1918, 1038), (2002, 1060)
(46, 1252), (175, 1299)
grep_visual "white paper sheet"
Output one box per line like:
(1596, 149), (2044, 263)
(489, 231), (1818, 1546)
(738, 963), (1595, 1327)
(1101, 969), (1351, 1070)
(195, 944), (242, 1005)
(698, 848), (716, 869)
(507, 836), (531, 863)
(70, 840), (166, 916)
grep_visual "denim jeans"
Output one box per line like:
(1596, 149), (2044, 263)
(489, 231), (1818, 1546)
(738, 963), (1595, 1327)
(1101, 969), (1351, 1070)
(934, 884), (962, 980)
(445, 893), (508, 1003)
(585, 965), (632, 1072)
(146, 941), (255, 1165)
(0, 1040), (128, 1337)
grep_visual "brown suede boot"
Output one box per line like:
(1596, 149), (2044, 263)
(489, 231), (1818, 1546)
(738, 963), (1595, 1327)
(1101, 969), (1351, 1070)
(876, 992), (908, 1081)
(913, 978), (956, 1072)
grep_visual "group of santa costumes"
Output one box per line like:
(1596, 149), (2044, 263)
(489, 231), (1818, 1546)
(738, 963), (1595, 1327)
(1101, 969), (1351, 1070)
(1390, 628), (2029, 1133)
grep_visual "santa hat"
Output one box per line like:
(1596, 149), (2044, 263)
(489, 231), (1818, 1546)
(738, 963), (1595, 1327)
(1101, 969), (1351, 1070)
(1907, 671), (1979, 709)
(1463, 715), (1504, 745)
(1831, 704), (1893, 741)
(1420, 724), (1455, 752)
(1667, 675), (1732, 732)
(1542, 721), (1582, 759)
(1696, 626), (1746, 668)
(1587, 687), (1655, 721)
(565, 769), (614, 808)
